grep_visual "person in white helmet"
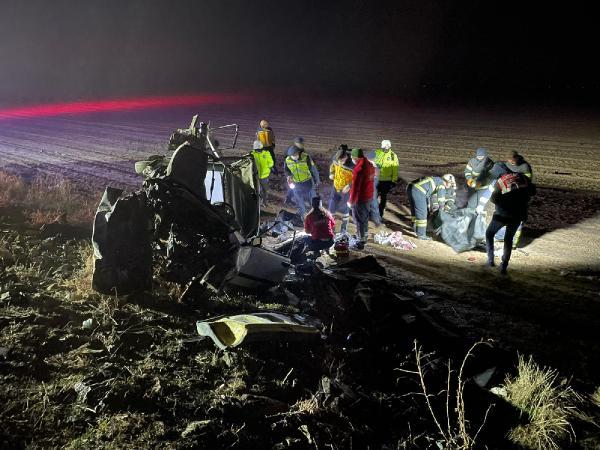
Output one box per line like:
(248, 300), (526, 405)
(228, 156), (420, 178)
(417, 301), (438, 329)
(373, 139), (399, 218)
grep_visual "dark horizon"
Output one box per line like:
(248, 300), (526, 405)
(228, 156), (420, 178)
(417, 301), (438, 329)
(1, 0), (598, 106)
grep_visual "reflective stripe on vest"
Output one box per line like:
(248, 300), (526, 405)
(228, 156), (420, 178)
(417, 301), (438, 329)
(286, 153), (312, 183)
(414, 177), (436, 194)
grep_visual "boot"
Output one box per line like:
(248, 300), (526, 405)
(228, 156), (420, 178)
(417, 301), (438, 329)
(500, 261), (508, 275)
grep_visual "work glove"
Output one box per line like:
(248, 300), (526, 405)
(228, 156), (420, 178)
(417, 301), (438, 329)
(347, 202), (353, 209)
(329, 174), (334, 180)
(475, 205), (484, 214)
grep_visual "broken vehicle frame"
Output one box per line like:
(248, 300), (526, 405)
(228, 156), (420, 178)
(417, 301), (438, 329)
(92, 115), (292, 297)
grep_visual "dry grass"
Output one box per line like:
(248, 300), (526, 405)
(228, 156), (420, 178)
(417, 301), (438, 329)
(501, 355), (581, 450)
(292, 396), (320, 415)
(592, 387), (600, 409)
(0, 170), (97, 225)
(0, 171), (27, 206)
(398, 340), (493, 450)
(61, 243), (95, 301)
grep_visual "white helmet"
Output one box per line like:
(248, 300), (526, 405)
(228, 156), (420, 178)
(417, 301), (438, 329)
(253, 140), (264, 150)
(381, 140), (392, 150)
(442, 174), (456, 188)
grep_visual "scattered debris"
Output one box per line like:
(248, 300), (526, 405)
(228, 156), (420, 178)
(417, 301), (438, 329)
(196, 312), (322, 350)
(373, 230), (417, 250)
(91, 116), (292, 296)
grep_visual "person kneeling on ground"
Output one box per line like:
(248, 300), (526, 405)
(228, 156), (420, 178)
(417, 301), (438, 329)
(303, 196), (335, 253)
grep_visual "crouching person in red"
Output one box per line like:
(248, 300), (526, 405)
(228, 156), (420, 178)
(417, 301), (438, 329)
(303, 196), (335, 253)
(348, 148), (375, 250)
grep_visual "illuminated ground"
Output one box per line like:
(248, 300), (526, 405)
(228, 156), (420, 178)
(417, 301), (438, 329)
(1, 95), (599, 379)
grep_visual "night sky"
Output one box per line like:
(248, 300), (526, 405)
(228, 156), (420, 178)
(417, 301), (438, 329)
(0, 0), (597, 105)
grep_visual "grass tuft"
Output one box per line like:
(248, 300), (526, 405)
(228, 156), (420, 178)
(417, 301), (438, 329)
(502, 355), (581, 450)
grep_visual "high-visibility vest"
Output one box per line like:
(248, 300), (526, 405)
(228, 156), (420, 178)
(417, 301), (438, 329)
(374, 149), (399, 182)
(285, 153), (312, 183)
(257, 127), (275, 147)
(330, 161), (353, 192)
(252, 150), (274, 180)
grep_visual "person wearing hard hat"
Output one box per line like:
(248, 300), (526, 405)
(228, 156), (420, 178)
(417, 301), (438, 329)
(284, 138), (320, 218)
(465, 147), (495, 208)
(251, 140), (274, 208)
(406, 174), (456, 240)
(328, 145), (354, 233)
(348, 148), (375, 249)
(256, 119), (277, 174)
(373, 139), (400, 218)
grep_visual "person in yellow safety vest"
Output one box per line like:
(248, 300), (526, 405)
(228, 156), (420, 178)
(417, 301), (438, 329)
(251, 140), (274, 207)
(406, 174), (456, 240)
(328, 145), (354, 233)
(256, 119), (277, 174)
(373, 140), (399, 217)
(284, 143), (320, 218)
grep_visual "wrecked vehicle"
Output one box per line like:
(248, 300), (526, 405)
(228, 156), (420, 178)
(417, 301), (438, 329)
(92, 116), (290, 297)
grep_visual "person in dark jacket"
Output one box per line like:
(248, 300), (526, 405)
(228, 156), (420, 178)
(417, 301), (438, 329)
(480, 151), (533, 248)
(477, 154), (535, 274)
(465, 147), (495, 208)
(348, 148), (375, 249)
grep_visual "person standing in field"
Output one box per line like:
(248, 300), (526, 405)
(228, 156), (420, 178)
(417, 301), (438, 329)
(328, 145), (354, 233)
(251, 140), (274, 208)
(284, 140), (320, 218)
(256, 119), (277, 174)
(373, 139), (399, 218)
(348, 148), (375, 250)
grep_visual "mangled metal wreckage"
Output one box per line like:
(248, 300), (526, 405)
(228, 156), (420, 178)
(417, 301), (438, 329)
(92, 116), (290, 296)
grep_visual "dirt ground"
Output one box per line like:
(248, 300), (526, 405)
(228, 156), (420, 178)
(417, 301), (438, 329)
(1, 96), (598, 374)
(1, 96), (599, 447)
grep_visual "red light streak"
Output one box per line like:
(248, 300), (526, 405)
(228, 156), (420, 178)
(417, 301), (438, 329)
(0, 93), (251, 120)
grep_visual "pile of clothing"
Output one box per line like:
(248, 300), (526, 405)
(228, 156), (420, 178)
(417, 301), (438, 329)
(373, 231), (417, 251)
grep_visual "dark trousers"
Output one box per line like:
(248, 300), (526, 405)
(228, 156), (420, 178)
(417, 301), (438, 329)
(352, 201), (370, 242)
(377, 180), (395, 217)
(328, 187), (350, 232)
(407, 185), (428, 237)
(259, 177), (269, 206)
(265, 146), (277, 173)
(293, 180), (316, 218)
(303, 236), (334, 252)
(486, 215), (520, 268)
